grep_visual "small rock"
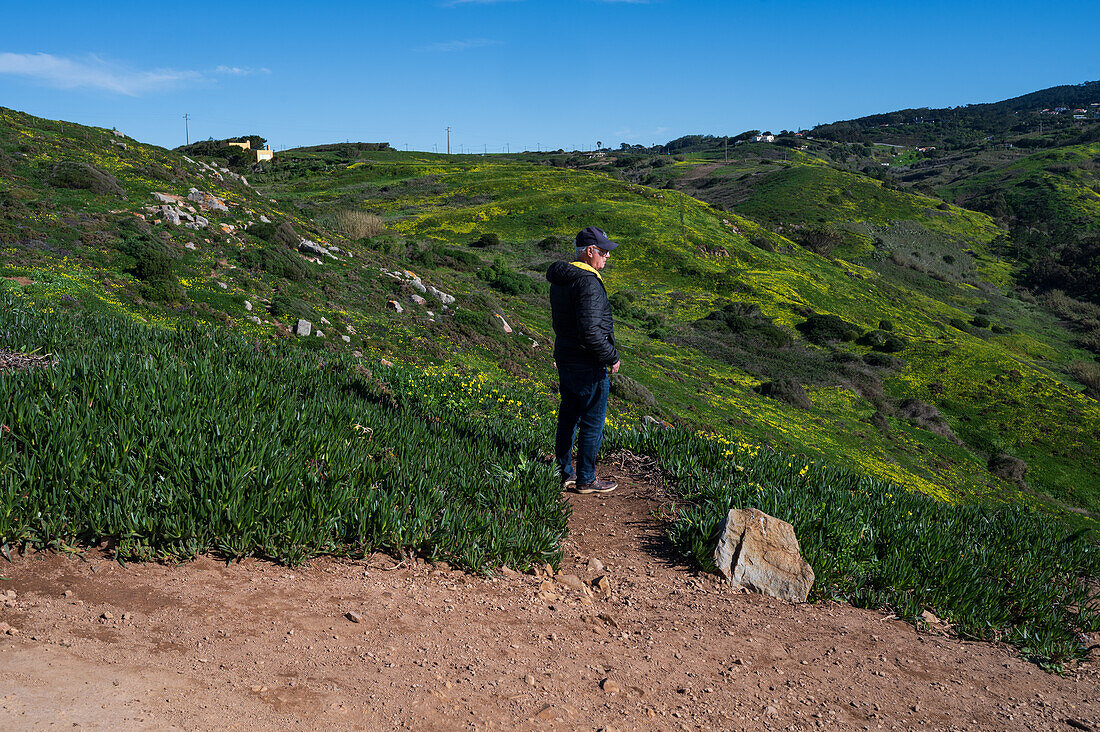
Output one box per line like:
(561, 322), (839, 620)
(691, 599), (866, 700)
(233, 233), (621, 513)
(121, 612), (131, 621)
(586, 557), (604, 573)
(63, 590), (73, 598)
(295, 319), (312, 337)
(244, 300), (253, 312)
(320, 317), (331, 325)
(499, 565), (519, 577)
(410, 294), (427, 306)
(4, 590), (15, 599)
(217, 281), (227, 290)
(101, 612), (114, 620)
(764, 705), (779, 717)
(345, 611), (362, 624)
(920, 610), (941, 625)
(341, 335), (351, 343)
(5, 626), (18, 636)
(600, 678), (621, 694)
(387, 300), (404, 313)
(593, 576), (611, 595)
(525, 673), (536, 686)
(315, 330), (324, 338)
(555, 574), (590, 595)
(185, 242), (196, 250)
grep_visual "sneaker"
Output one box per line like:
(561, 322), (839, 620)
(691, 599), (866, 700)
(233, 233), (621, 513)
(572, 478), (618, 494)
(560, 476), (577, 490)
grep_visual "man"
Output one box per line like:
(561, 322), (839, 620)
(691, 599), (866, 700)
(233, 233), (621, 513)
(545, 226), (622, 495)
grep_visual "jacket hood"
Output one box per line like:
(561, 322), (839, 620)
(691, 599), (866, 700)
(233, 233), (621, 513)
(546, 260), (601, 285)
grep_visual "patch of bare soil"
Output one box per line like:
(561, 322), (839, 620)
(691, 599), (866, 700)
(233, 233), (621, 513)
(0, 469), (1097, 731)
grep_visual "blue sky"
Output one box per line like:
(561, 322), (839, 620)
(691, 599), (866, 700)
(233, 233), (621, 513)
(1, 0), (1097, 152)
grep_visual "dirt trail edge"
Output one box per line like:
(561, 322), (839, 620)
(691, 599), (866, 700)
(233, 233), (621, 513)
(1, 460), (1097, 731)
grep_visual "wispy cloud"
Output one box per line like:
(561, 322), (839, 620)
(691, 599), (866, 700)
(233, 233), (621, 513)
(415, 39), (503, 53)
(0, 52), (201, 95)
(214, 65), (271, 76)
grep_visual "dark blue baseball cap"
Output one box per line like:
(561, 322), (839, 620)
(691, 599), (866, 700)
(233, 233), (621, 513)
(575, 226), (619, 252)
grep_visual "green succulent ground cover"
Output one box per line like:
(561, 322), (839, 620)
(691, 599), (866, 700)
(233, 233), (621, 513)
(0, 296), (567, 569)
(2, 110), (1099, 666)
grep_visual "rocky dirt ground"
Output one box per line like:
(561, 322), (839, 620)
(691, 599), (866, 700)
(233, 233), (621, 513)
(0, 460), (1097, 731)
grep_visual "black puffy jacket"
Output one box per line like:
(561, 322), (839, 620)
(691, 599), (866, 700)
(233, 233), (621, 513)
(546, 261), (619, 367)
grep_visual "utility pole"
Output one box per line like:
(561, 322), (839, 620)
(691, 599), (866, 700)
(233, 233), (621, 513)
(184, 113), (190, 145)
(446, 127), (451, 155)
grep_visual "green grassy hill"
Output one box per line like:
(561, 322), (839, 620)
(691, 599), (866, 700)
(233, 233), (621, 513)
(3, 107), (1099, 520)
(3, 106), (1100, 666)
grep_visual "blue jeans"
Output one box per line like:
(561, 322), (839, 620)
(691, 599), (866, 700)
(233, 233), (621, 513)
(555, 362), (609, 485)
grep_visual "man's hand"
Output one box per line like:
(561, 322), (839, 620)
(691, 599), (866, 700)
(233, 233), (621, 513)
(609, 360), (621, 374)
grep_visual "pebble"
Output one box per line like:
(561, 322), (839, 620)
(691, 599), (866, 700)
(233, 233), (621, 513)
(345, 611), (363, 624)
(63, 590), (73, 598)
(101, 612), (114, 620)
(4, 590), (15, 599)
(600, 678), (621, 694)
(525, 673), (536, 686)
(764, 705), (779, 716)
(586, 557), (604, 573)
(593, 576), (611, 595)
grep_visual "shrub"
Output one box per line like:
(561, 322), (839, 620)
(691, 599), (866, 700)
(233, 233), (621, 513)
(863, 352), (898, 368)
(470, 233), (501, 248)
(477, 259), (538, 295)
(538, 235), (567, 252)
(46, 161), (126, 198)
(796, 313), (860, 345)
(796, 225), (842, 257)
(754, 379), (813, 409)
(1069, 360), (1100, 397)
(749, 235), (776, 252)
(972, 315), (991, 329)
(609, 374), (658, 409)
(697, 302), (792, 348)
(268, 294), (314, 320)
(120, 234), (183, 303)
(247, 222), (278, 242)
(878, 333), (907, 353)
(238, 244), (311, 282)
(320, 209), (384, 239)
(878, 319), (894, 331)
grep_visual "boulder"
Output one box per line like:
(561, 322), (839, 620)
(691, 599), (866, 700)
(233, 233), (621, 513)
(387, 300), (404, 313)
(493, 313), (513, 334)
(294, 319), (312, 337)
(713, 507), (814, 603)
(427, 285), (455, 305)
(187, 188), (229, 212)
(410, 294), (427, 306)
(299, 239), (336, 259)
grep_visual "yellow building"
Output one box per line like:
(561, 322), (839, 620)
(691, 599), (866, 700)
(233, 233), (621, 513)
(253, 147), (273, 162)
(225, 140), (251, 150)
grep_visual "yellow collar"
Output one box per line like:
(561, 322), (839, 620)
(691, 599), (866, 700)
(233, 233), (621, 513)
(571, 261), (603, 282)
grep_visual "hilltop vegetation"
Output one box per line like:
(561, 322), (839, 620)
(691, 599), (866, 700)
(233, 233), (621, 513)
(2, 99), (1100, 665)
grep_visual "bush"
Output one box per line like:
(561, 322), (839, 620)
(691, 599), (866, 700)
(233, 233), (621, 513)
(121, 234), (183, 303)
(46, 161), (126, 198)
(238, 244), (311, 282)
(878, 319), (894, 332)
(268, 294), (314, 320)
(412, 244), (482, 272)
(477, 259), (538, 295)
(749, 235), (776, 252)
(863, 352), (898, 368)
(609, 374), (658, 409)
(796, 225), (842, 257)
(754, 379), (813, 409)
(1069, 360), (1100, 397)
(796, 313), (860, 345)
(319, 210), (384, 239)
(538, 235), (567, 252)
(470, 233), (501, 248)
(697, 302), (792, 348)
(972, 315), (991, 329)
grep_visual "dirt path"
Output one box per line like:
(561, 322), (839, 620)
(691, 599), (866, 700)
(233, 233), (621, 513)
(0, 464), (1097, 731)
